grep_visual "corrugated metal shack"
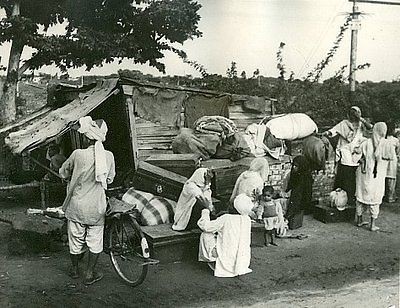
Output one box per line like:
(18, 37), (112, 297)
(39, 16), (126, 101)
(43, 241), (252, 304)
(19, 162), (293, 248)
(2, 78), (276, 187)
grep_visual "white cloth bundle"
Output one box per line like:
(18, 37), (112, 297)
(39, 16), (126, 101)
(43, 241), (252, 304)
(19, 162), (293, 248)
(266, 113), (318, 141)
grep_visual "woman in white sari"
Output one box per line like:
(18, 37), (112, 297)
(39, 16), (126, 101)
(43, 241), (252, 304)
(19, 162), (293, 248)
(172, 168), (214, 231)
(356, 122), (394, 231)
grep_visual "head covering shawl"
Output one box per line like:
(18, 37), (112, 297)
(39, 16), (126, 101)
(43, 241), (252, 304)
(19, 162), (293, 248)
(368, 122), (391, 178)
(172, 168), (212, 231)
(372, 122), (387, 153)
(77, 116), (109, 188)
(247, 157), (270, 182)
(229, 157), (269, 203)
(186, 168), (210, 188)
(350, 106), (362, 119)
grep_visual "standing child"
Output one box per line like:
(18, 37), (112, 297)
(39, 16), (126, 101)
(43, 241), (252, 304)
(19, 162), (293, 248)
(259, 185), (284, 247)
(385, 122), (399, 203)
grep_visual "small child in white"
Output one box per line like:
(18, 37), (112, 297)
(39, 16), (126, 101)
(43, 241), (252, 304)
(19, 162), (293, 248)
(259, 185), (283, 247)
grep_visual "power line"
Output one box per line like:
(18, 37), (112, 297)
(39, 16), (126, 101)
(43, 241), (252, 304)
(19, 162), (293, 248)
(298, 0), (347, 77)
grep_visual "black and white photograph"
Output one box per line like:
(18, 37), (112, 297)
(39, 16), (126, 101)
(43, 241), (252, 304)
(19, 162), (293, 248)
(0, 0), (399, 307)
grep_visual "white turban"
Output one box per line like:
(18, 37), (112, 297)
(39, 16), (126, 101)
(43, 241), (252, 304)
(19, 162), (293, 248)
(233, 194), (255, 216)
(78, 116), (108, 142)
(77, 116), (109, 189)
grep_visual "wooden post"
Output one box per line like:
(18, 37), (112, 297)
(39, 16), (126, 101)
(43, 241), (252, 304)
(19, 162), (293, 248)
(349, 0), (360, 92)
(348, 0), (400, 92)
(125, 96), (139, 170)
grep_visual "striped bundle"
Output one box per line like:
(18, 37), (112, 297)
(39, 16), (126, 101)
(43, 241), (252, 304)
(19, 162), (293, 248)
(122, 188), (176, 226)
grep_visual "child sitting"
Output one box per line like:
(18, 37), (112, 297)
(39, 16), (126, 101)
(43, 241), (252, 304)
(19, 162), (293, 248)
(259, 185), (283, 247)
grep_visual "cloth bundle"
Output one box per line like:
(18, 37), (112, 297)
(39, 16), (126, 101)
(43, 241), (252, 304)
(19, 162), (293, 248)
(242, 123), (285, 159)
(193, 116), (238, 140)
(214, 132), (252, 161)
(122, 188), (176, 226)
(172, 128), (221, 160)
(265, 113), (318, 141)
(329, 188), (348, 211)
(302, 135), (332, 171)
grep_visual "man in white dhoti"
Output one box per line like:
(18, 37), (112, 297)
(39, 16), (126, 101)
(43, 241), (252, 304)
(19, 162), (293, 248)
(60, 116), (115, 285)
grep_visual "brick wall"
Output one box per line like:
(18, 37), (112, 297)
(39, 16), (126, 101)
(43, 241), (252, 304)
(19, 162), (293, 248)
(265, 156), (292, 192)
(264, 156), (336, 203)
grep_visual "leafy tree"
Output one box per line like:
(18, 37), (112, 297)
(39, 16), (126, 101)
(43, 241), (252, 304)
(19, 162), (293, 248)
(226, 61), (237, 79)
(252, 69), (259, 79)
(0, 0), (202, 125)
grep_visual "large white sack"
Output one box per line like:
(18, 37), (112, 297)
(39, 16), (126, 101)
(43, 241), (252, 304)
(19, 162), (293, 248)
(265, 113), (318, 140)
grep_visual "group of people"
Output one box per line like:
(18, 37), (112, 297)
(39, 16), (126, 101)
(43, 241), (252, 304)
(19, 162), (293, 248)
(56, 106), (398, 283)
(171, 105), (399, 278)
(172, 157), (297, 278)
(325, 106), (399, 231)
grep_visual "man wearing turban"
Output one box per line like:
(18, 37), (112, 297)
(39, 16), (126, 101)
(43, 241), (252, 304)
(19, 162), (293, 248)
(59, 116), (115, 285)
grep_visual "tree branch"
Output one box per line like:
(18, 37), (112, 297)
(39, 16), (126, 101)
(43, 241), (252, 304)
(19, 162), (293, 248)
(18, 59), (31, 77)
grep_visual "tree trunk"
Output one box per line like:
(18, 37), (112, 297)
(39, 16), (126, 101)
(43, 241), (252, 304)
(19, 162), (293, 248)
(0, 1), (22, 126)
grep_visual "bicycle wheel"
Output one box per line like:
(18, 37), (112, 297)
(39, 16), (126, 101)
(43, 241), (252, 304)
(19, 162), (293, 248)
(109, 215), (149, 286)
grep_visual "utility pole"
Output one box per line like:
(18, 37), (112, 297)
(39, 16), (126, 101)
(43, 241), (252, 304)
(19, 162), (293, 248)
(348, 0), (400, 92)
(349, 1), (361, 92)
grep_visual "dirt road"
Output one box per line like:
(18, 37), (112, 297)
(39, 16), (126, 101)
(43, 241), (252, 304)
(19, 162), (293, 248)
(0, 202), (399, 307)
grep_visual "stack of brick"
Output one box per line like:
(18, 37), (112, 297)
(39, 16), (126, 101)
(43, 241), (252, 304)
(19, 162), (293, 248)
(265, 156), (292, 192)
(262, 156), (336, 203)
(311, 159), (336, 204)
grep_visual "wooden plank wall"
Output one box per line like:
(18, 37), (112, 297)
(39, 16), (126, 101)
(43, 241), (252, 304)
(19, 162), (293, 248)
(228, 101), (273, 132)
(135, 117), (179, 159)
(133, 91), (275, 160)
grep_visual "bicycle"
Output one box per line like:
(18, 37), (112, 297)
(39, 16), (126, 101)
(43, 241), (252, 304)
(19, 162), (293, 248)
(104, 196), (159, 287)
(35, 192), (158, 287)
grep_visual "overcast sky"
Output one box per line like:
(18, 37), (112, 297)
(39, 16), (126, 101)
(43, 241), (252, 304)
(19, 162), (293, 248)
(1, 0), (400, 81)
